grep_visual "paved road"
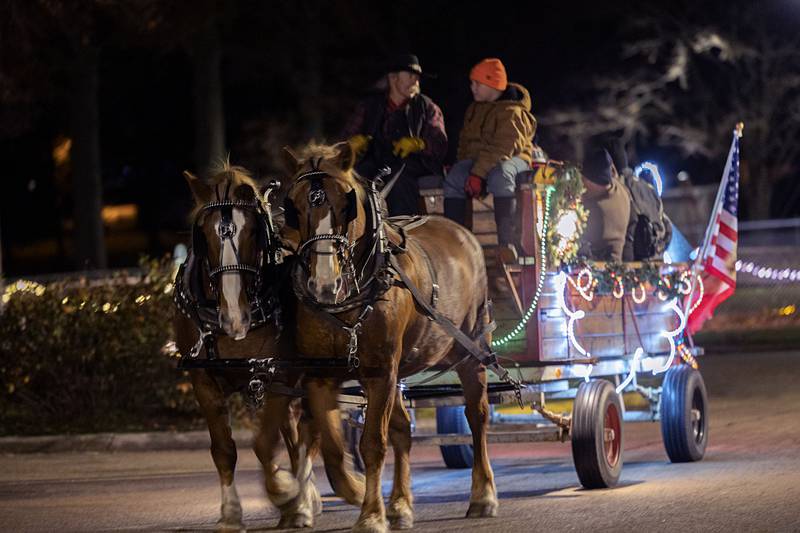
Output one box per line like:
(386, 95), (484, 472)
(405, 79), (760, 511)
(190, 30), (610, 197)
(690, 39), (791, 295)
(2, 350), (799, 532)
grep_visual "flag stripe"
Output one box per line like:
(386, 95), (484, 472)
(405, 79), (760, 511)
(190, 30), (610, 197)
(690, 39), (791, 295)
(718, 223), (737, 242)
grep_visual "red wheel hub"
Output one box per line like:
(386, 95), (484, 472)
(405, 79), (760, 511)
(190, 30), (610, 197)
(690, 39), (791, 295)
(603, 403), (621, 467)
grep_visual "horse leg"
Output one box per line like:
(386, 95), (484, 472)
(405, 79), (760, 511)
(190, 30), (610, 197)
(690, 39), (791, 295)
(457, 361), (498, 518)
(354, 370), (398, 533)
(306, 377), (365, 506)
(190, 370), (245, 532)
(252, 394), (309, 528)
(386, 389), (414, 530)
(297, 408), (324, 517)
(281, 398), (302, 475)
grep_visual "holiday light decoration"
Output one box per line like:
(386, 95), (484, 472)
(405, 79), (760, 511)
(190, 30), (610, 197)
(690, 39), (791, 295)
(492, 187), (553, 347)
(554, 271), (591, 358)
(736, 260), (800, 282)
(652, 298), (687, 375)
(574, 363), (593, 382)
(616, 347), (644, 393)
(635, 161), (663, 196)
(686, 273), (705, 316)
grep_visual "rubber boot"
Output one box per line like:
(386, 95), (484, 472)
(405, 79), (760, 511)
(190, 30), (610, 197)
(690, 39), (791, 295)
(443, 198), (467, 227)
(493, 197), (519, 264)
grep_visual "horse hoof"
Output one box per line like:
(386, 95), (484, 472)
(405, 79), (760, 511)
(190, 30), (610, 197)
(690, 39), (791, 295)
(278, 513), (313, 529)
(465, 501), (498, 518)
(388, 513), (414, 530)
(352, 515), (388, 533)
(311, 485), (323, 516)
(387, 501), (413, 530)
(214, 519), (245, 532)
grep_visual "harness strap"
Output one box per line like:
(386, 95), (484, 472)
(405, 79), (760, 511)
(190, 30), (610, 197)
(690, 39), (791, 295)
(388, 253), (515, 385)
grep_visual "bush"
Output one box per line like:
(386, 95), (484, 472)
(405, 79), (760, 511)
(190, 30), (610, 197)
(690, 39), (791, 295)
(0, 258), (200, 436)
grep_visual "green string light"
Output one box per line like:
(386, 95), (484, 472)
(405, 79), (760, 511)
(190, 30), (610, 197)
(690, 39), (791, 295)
(492, 186), (553, 347)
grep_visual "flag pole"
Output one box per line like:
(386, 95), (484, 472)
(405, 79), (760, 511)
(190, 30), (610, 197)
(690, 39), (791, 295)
(686, 122), (743, 313)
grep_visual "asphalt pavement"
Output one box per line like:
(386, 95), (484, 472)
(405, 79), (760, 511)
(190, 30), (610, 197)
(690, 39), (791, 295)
(1, 349), (799, 532)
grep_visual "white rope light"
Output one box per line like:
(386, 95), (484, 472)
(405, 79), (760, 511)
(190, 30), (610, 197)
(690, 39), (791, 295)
(616, 347), (644, 393)
(652, 298), (687, 375)
(554, 271), (592, 359)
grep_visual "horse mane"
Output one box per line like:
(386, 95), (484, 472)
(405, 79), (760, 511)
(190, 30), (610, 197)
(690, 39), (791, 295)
(295, 141), (366, 204)
(188, 160), (262, 220)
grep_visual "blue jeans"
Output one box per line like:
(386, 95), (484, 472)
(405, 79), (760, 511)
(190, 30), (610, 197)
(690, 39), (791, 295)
(443, 157), (530, 199)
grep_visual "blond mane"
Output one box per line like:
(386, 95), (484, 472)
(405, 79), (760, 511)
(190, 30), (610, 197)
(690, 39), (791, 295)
(188, 161), (262, 220)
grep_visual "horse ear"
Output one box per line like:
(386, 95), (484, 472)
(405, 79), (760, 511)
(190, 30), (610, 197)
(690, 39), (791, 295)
(281, 147), (300, 176)
(345, 188), (358, 224)
(233, 183), (255, 202)
(333, 141), (356, 172)
(282, 197), (299, 229)
(183, 170), (212, 202)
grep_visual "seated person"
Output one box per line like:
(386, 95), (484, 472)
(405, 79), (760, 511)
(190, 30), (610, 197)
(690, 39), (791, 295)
(442, 58), (536, 263)
(579, 148), (632, 262)
(602, 136), (672, 261)
(340, 53), (447, 216)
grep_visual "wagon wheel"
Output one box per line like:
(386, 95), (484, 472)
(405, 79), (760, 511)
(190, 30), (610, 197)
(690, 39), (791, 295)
(571, 379), (624, 489)
(660, 364), (709, 463)
(436, 406), (473, 469)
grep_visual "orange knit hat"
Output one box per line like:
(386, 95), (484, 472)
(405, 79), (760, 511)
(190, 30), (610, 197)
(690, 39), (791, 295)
(470, 58), (507, 91)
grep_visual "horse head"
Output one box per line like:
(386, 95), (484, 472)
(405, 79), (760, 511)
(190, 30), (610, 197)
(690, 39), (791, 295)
(184, 165), (275, 339)
(281, 142), (370, 305)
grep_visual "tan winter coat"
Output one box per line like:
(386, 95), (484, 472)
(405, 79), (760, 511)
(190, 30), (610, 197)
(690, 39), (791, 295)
(456, 82), (537, 177)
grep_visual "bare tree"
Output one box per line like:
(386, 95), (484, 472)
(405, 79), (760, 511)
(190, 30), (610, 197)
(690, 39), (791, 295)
(539, 2), (800, 219)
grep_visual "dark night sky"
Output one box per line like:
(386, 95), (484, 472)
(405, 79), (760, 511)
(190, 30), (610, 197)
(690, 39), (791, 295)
(1, 0), (797, 274)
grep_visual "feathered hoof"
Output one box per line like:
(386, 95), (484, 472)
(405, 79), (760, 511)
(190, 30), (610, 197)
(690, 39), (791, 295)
(465, 500), (498, 518)
(352, 515), (388, 533)
(311, 483), (323, 516)
(386, 501), (413, 530)
(278, 512), (314, 529)
(388, 513), (413, 530)
(214, 518), (246, 533)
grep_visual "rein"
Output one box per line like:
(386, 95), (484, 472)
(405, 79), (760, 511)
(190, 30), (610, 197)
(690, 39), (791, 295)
(289, 166), (523, 399)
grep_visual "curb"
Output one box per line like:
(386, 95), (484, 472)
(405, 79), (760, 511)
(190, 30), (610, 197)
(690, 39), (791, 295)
(0, 429), (254, 454)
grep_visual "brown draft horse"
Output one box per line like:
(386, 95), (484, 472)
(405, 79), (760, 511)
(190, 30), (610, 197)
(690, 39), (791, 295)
(175, 165), (323, 530)
(282, 143), (498, 532)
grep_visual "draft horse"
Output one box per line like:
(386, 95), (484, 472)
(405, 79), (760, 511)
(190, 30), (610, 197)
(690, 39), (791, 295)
(174, 165), (322, 530)
(282, 143), (501, 532)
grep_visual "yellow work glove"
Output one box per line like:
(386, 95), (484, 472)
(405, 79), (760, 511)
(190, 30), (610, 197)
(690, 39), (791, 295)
(392, 136), (426, 158)
(348, 134), (371, 158)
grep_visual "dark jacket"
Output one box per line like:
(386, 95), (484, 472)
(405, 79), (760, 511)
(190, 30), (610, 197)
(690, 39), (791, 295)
(456, 82), (536, 177)
(580, 177), (632, 262)
(622, 172), (673, 261)
(340, 92), (447, 179)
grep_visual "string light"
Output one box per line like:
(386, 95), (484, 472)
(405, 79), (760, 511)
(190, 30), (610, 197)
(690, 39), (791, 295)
(687, 273), (705, 316)
(736, 260), (800, 282)
(631, 283), (646, 304)
(652, 298), (687, 375)
(492, 187), (553, 347)
(566, 267), (594, 301)
(616, 347), (644, 393)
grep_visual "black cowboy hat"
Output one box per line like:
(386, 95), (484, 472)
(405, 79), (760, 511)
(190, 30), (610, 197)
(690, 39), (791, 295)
(387, 53), (436, 78)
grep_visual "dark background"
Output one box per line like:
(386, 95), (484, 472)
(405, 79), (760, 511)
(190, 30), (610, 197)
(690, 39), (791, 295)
(1, 0), (799, 276)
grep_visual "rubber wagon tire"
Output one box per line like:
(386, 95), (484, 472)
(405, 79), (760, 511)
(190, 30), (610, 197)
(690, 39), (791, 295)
(436, 405), (474, 469)
(660, 364), (709, 463)
(571, 379), (624, 489)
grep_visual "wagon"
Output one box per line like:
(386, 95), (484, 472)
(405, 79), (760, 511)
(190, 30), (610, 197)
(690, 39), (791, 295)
(335, 169), (710, 489)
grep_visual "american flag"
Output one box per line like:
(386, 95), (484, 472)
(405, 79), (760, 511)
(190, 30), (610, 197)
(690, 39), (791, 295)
(686, 126), (741, 334)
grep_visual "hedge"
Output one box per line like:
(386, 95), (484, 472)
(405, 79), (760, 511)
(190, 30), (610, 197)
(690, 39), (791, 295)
(0, 258), (200, 436)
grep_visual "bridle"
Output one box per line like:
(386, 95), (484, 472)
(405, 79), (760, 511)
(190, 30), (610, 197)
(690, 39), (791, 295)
(174, 181), (284, 341)
(284, 166), (393, 312)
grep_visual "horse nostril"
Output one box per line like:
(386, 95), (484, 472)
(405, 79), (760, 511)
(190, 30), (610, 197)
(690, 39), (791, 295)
(307, 278), (316, 292)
